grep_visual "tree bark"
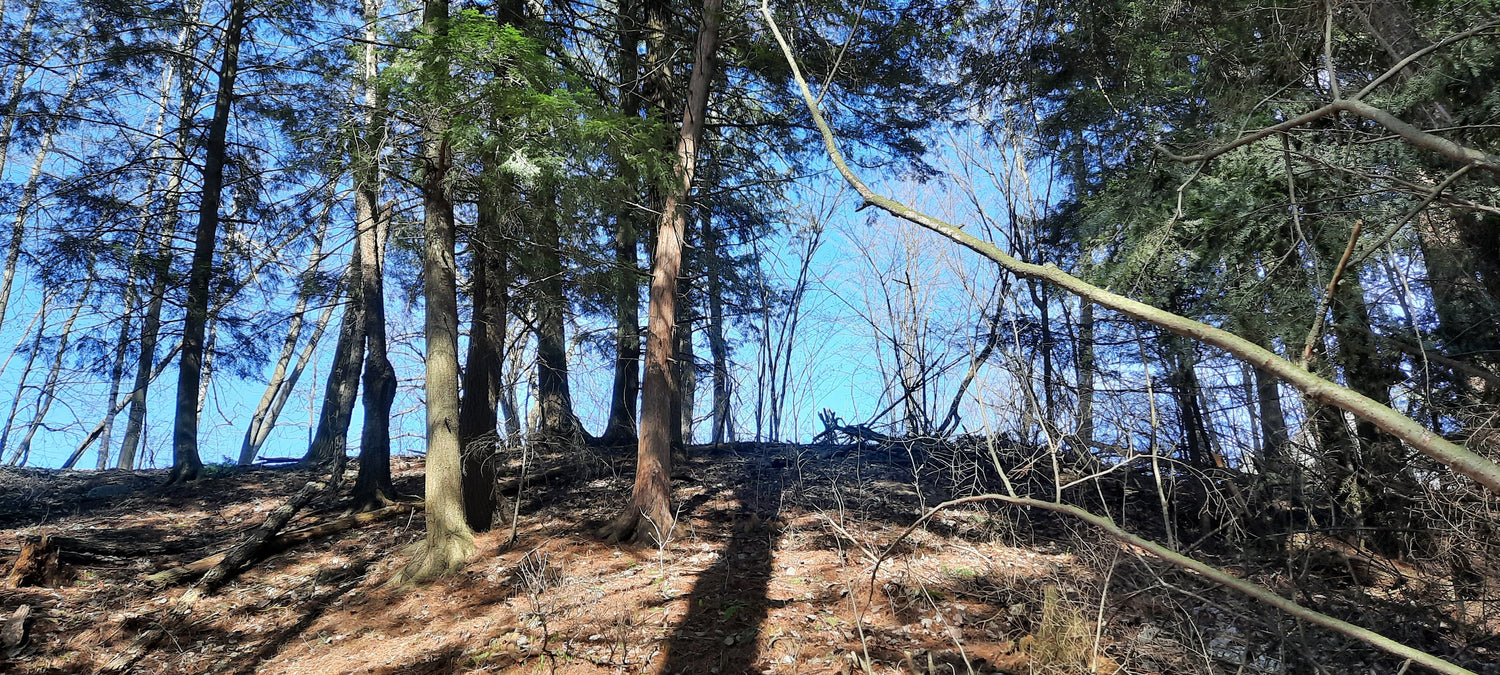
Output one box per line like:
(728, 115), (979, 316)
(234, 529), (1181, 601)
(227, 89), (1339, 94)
(602, 0), (721, 545)
(117, 0), (206, 471)
(169, 0), (248, 483)
(458, 198), (506, 531)
(350, 0), (397, 509)
(302, 250), (366, 467)
(1075, 300), (1095, 451)
(533, 179), (583, 439)
(395, 0), (474, 583)
(603, 0), (643, 445)
(703, 208), (732, 443)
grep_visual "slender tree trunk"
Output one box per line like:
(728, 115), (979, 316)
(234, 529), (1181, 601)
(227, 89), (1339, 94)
(11, 280), (92, 467)
(169, 0), (248, 483)
(603, 0), (643, 445)
(243, 300), (336, 463)
(396, 0), (474, 583)
(1, 293), (49, 465)
(99, 245), (141, 470)
(500, 324), (525, 442)
(351, 0), (397, 509)
(0, 0), (42, 328)
(602, 0), (721, 545)
(703, 209), (731, 443)
(533, 179), (583, 439)
(239, 208), (330, 464)
(676, 264), (696, 446)
(117, 0), (204, 471)
(1075, 300), (1095, 451)
(458, 198), (507, 530)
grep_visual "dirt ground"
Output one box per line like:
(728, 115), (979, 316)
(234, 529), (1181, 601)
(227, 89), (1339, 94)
(0, 443), (1494, 674)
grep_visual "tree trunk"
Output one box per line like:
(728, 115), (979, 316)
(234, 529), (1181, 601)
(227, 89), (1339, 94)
(703, 209), (731, 443)
(14, 280), (93, 466)
(2, 294), (50, 465)
(676, 263), (696, 446)
(458, 197), (507, 531)
(602, 0), (721, 545)
(395, 0), (474, 583)
(1075, 300), (1095, 451)
(240, 207), (330, 464)
(0, 0), (42, 326)
(533, 179), (583, 440)
(351, 0), (397, 509)
(169, 0), (247, 484)
(302, 250), (366, 467)
(603, 0), (643, 445)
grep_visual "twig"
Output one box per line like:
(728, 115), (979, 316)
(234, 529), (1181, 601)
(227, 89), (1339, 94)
(1300, 220), (1362, 368)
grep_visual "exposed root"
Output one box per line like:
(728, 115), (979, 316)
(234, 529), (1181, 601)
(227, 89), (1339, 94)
(388, 531), (474, 587)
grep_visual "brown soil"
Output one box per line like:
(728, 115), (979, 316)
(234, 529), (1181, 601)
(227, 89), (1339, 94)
(0, 444), (1494, 674)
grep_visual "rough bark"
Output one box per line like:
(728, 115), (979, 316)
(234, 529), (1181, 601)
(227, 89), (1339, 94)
(533, 179), (584, 440)
(178, 480), (327, 603)
(602, 0), (721, 545)
(302, 249), (366, 467)
(458, 199), (506, 531)
(394, 0), (474, 583)
(1075, 300), (1096, 451)
(169, 0), (247, 484)
(603, 0), (643, 445)
(350, 0), (397, 509)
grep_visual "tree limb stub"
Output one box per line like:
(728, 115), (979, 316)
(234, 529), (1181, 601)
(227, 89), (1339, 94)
(757, 2), (1500, 497)
(873, 494), (1477, 675)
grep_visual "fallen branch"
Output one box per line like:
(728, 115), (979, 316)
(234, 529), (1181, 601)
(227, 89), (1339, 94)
(147, 501), (413, 587)
(873, 494), (1476, 675)
(756, 2), (1500, 496)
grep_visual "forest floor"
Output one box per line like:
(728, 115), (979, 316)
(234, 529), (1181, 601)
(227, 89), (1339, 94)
(0, 442), (1495, 674)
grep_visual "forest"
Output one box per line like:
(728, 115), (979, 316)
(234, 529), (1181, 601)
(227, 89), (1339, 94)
(0, 0), (1498, 672)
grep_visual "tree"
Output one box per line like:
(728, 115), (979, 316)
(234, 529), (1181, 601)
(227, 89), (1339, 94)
(395, 0), (475, 582)
(168, 0), (248, 483)
(601, 0), (722, 545)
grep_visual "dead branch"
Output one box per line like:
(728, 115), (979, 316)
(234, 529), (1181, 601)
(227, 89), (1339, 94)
(874, 494), (1476, 675)
(147, 501), (413, 587)
(1300, 220), (1362, 367)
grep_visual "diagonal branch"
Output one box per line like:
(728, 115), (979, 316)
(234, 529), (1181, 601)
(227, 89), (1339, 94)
(1155, 99), (1500, 174)
(872, 494), (1478, 675)
(756, 0), (1500, 494)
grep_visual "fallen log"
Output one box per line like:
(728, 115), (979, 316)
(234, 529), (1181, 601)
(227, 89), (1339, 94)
(148, 499), (411, 587)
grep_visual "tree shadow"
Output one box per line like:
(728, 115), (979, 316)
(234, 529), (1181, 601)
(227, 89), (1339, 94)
(659, 454), (783, 675)
(224, 556), (373, 675)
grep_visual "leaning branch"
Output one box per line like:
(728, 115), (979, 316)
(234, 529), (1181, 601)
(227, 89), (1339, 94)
(756, 3), (1500, 494)
(872, 494), (1476, 675)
